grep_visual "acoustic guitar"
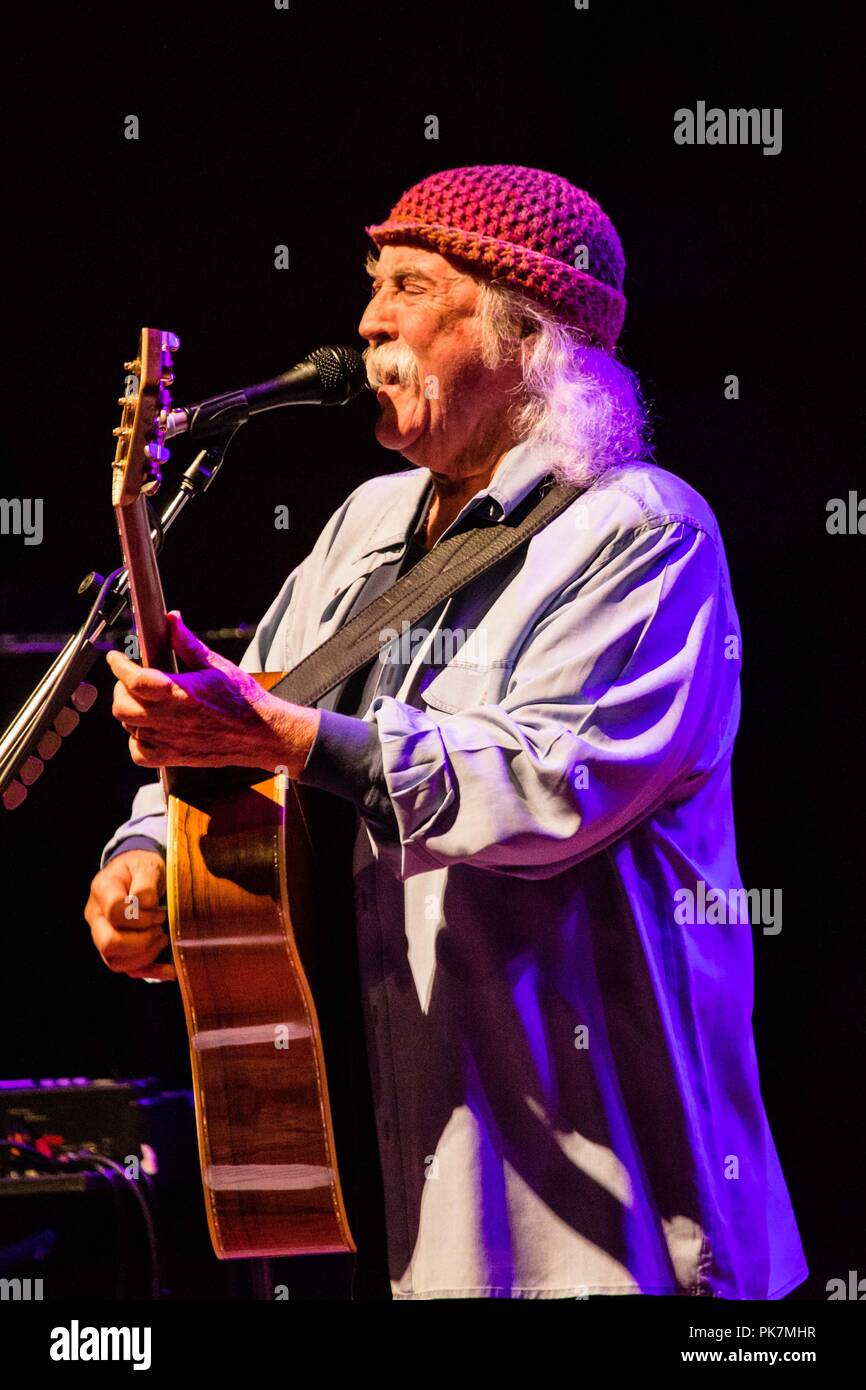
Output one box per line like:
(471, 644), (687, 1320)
(111, 327), (355, 1259)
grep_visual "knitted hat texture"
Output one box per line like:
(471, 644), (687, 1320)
(365, 164), (626, 349)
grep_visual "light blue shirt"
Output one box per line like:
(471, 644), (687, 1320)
(102, 439), (808, 1300)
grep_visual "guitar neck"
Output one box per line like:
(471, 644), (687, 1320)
(114, 494), (176, 796)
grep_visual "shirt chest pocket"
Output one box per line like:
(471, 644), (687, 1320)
(417, 660), (514, 715)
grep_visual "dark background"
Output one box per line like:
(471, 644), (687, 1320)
(1, 1), (861, 1299)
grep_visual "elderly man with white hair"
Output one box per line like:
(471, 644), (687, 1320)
(85, 164), (807, 1301)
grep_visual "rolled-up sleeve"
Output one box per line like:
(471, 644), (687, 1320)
(359, 520), (738, 881)
(298, 707), (398, 833)
(100, 778), (169, 868)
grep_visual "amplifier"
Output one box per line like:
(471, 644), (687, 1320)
(1, 1077), (196, 1183)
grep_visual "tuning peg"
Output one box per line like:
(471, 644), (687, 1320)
(117, 395), (139, 407)
(145, 442), (170, 464)
(54, 707), (80, 737)
(37, 730), (62, 759)
(72, 682), (98, 712)
(112, 425), (131, 438)
(124, 359), (141, 372)
(19, 755), (44, 786)
(2, 780), (27, 811)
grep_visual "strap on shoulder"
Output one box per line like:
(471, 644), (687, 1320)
(270, 475), (582, 709)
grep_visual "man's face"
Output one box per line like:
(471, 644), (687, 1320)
(359, 244), (521, 478)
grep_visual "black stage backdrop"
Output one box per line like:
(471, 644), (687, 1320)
(1, 0), (862, 1303)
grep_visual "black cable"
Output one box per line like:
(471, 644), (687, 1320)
(75, 1150), (161, 1300)
(83, 1160), (129, 1300)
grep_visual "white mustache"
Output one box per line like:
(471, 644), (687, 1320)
(363, 342), (420, 390)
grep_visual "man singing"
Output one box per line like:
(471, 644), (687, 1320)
(84, 165), (807, 1300)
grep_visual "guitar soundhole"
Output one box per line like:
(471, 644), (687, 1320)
(196, 791), (283, 899)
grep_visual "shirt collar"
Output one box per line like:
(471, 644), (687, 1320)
(453, 438), (560, 527)
(354, 439), (559, 559)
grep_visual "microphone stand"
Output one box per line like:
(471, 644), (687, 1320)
(0, 433), (238, 809)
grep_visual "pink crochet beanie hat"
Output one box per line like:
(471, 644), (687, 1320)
(365, 164), (626, 350)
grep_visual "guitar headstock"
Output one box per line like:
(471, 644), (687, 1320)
(111, 328), (179, 507)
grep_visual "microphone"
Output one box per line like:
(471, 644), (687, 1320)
(161, 344), (369, 441)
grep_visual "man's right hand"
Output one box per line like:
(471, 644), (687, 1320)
(84, 849), (176, 981)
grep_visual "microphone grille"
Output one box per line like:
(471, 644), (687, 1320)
(308, 344), (368, 404)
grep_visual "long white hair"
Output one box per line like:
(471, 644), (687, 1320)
(474, 276), (656, 486)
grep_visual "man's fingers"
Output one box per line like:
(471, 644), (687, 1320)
(89, 914), (164, 951)
(105, 650), (141, 681)
(109, 871), (166, 922)
(126, 666), (176, 699)
(167, 610), (210, 666)
(166, 610), (228, 674)
(128, 865), (165, 909)
(90, 919), (169, 973)
(105, 900), (166, 929)
(94, 870), (165, 924)
(113, 686), (154, 722)
(104, 943), (170, 974)
(106, 650), (174, 701)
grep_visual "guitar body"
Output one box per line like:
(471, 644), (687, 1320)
(166, 673), (356, 1259)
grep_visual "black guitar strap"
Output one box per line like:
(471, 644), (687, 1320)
(269, 475), (582, 708)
